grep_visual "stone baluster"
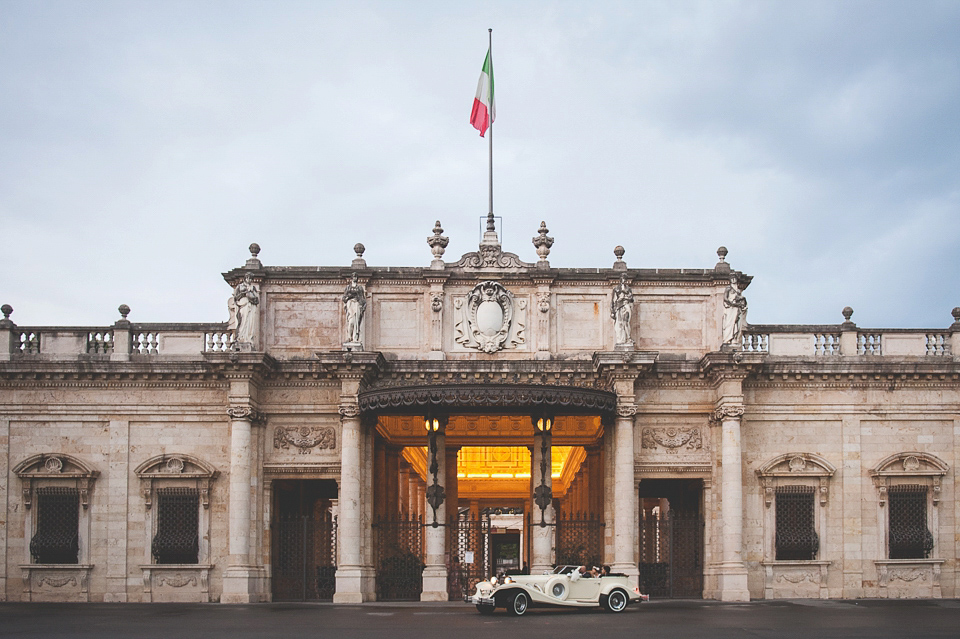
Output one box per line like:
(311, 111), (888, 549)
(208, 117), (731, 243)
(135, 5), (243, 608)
(421, 414), (448, 600)
(714, 402), (750, 601)
(530, 415), (555, 573)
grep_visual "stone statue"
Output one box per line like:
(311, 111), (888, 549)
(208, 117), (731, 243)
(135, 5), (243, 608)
(611, 274), (634, 347)
(228, 273), (260, 349)
(721, 276), (748, 348)
(342, 274), (366, 346)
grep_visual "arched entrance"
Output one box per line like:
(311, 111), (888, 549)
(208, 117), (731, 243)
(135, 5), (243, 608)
(358, 384), (617, 601)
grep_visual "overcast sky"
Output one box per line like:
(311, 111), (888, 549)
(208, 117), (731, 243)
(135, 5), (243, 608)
(2, 1), (958, 329)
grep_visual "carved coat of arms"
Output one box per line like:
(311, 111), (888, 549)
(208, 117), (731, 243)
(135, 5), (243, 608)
(454, 281), (525, 353)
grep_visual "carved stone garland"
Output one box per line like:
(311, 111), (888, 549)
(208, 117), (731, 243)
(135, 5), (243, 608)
(274, 426), (336, 454)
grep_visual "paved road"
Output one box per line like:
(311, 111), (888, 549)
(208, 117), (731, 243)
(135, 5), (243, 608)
(2, 599), (959, 639)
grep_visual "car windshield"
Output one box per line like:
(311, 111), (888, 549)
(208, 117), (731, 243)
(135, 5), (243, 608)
(553, 565), (577, 575)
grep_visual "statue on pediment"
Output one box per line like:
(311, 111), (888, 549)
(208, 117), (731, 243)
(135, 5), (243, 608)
(721, 276), (748, 348)
(228, 273), (260, 349)
(342, 274), (366, 348)
(611, 274), (634, 347)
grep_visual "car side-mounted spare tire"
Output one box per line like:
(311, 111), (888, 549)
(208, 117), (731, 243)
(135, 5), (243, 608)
(545, 577), (569, 600)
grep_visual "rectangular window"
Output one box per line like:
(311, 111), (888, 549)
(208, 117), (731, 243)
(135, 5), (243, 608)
(775, 485), (818, 560)
(152, 488), (199, 564)
(30, 487), (80, 564)
(888, 485), (933, 559)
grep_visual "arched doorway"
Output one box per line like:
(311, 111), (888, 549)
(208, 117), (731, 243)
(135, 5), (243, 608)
(358, 384), (616, 601)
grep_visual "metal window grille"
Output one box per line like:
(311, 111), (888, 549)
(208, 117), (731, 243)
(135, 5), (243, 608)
(775, 486), (818, 560)
(888, 485), (933, 559)
(30, 487), (79, 564)
(152, 488), (199, 564)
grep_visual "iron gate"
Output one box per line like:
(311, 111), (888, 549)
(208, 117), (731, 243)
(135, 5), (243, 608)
(272, 511), (337, 601)
(448, 513), (491, 600)
(373, 515), (423, 601)
(556, 513), (605, 568)
(639, 510), (703, 598)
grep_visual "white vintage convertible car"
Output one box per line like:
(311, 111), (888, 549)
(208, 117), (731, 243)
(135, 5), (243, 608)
(468, 566), (648, 616)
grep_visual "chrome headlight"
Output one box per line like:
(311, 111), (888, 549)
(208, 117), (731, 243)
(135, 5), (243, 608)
(504, 576), (513, 584)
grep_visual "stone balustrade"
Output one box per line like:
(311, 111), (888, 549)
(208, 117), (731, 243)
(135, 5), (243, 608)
(2, 323), (232, 359)
(744, 325), (957, 358)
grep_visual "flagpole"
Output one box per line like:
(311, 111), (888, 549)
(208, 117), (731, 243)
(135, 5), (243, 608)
(487, 28), (494, 220)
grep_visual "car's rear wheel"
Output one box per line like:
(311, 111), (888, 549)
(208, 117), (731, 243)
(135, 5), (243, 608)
(603, 588), (629, 613)
(476, 603), (495, 615)
(507, 591), (529, 616)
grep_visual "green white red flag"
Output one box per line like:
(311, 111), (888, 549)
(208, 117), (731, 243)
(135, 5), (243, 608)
(470, 48), (495, 136)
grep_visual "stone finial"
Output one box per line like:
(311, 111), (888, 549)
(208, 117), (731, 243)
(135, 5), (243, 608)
(116, 304), (131, 327)
(481, 211), (499, 246)
(951, 307), (960, 329)
(532, 221), (554, 266)
(352, 242), (367, 269)
(245, 243), (262, 269)
(613, 245), (627, 271)
(0, 304), (13, 329)
(427, 221), (449, 269)
(841, 306), (855, 328)
(715, 246), (730, 272)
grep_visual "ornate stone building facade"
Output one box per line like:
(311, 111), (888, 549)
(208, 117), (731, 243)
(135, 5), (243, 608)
(1, 217), (958, 603)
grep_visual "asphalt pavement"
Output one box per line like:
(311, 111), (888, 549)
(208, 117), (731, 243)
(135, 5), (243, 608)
(2, 598), (959, 639)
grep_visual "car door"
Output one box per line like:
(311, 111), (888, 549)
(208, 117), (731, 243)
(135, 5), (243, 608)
(568, 575), (601, 601)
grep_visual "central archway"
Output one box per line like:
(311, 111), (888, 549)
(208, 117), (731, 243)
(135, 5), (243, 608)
(359, 384), (616, 601)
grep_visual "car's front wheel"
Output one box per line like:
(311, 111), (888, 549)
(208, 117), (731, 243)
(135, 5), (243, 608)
(476, 603), (495, 615)
(603, 588), (629, 613)
(507, 591), (529, 616)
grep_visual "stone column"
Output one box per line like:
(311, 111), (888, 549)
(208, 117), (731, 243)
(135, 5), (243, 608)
(611, 403), (639, 585)
(104, 420), (129, 601)
(714, 402), (750, 601)
(421, 416), (448, 601)
(222, 405), (264, 603)
(334, 404), (375, 602)
(603, 421), (615, 562)
(399, 463), (411, 516)
(530, 417), (555, 573)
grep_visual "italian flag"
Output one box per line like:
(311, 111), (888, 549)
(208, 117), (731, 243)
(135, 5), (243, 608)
(470, 48), (495, 137)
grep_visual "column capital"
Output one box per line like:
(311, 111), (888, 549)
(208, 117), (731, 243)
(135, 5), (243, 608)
(226, 405), (264, 424)
(616, 403), (637, 418)
(712, 405), (744, 423)
(338, 403), (361, 419)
